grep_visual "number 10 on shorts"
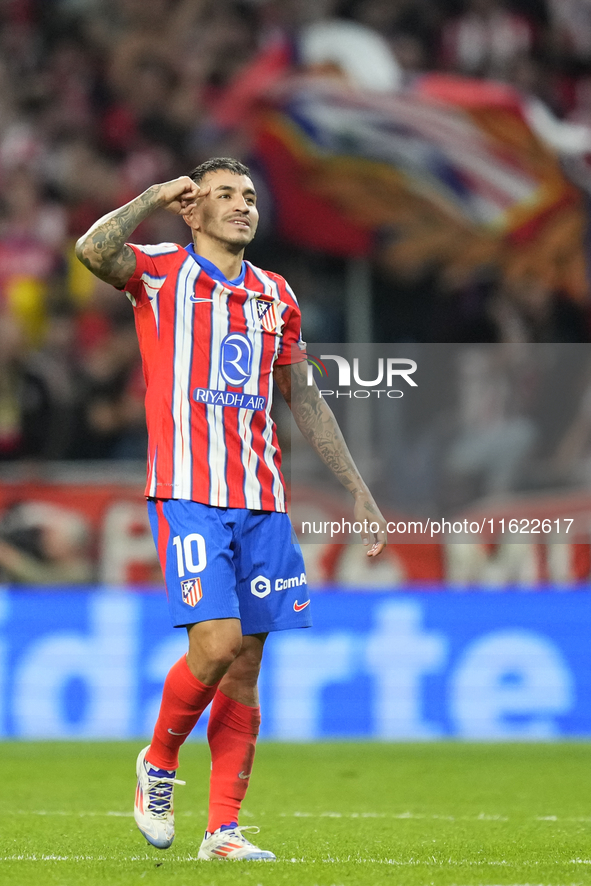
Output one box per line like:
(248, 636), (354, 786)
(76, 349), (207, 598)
(172, 533), (207, 577)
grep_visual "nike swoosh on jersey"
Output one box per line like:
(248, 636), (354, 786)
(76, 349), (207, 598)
(168, 728), (191, 735)
(293, 600), (310, 612)
(189, 296), (214, 303)
(238, 770), (252, 779)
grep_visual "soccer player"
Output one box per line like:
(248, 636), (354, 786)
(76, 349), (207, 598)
(75, 157), (387, 861)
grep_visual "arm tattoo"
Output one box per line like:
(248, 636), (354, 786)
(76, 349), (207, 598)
(75, 186), (162, 288)
(275, 362), (366, 496)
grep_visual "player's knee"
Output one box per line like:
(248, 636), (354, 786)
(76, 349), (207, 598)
(203, 630), (243, 668)
(242, 645), (264, 674)
(186, 621), (243, 681)
(233, 660), (261, 688)
(230, 644), (263, 683)
(206, 639), (242, 673)
(186, 641), (240, 683)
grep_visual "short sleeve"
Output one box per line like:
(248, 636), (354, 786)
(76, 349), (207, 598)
(275, 301), (307, 365)
(120, 242), (180, 308)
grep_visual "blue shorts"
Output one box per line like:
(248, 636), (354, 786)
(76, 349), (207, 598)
(147, 499), (311, 634)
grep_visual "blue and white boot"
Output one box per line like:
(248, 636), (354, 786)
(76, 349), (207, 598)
(134, 746), (185, 849)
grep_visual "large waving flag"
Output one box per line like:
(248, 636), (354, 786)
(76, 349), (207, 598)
(253, 74), (588, 299)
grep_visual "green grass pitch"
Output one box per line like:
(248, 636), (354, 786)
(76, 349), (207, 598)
(6, 741), (591, 885)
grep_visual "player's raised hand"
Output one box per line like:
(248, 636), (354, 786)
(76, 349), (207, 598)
(353, 492), (388, 557)
(155, 177), (211, 216)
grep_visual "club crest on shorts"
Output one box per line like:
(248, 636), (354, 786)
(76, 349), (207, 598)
(256, 298), (281, 334)
(181, 577), (203, 607)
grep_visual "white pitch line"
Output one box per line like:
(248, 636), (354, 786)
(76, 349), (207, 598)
(10, 809), (591, 830)
(10, 809), (587, 823)
(12, 810), (210, 818)
(14, 811), (135, 818)
(282, 811), (506, 821)
(2, 855), (591, 867)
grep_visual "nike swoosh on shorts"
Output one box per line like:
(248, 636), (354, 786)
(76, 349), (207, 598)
(293, 600), (310, 612)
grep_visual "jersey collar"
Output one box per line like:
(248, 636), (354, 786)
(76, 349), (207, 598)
(184, 244), (246, 287)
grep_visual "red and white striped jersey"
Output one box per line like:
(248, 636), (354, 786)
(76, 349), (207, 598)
(123, 242), (307, 511)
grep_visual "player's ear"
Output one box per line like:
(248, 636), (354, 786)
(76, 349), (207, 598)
(182, 207), (200, 231)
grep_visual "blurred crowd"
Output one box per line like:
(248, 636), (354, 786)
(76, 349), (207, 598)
(2, 0), (591, 462)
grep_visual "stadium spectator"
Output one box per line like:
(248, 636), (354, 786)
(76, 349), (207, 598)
(70, 282), (147, 460)
(0, 312), (58, 460)
(442, 346), (537, 508)
(340, 0), (441, 62)
(0, 500), (92, 584)
(489, 278), (590, 344)
(551, 361), (591, 485)
(547, 0), (591, 63)
(0, 166), (66, 344)
(25, 303), (81, 460)
(441, 0), (535, 79)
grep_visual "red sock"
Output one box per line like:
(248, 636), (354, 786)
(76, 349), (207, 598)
(206, 690), (260, 833)
(146, 656), (218, 771)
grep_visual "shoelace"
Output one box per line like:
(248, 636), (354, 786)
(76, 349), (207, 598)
(145, 773), (186, 819)
(212, 824), (261, 843)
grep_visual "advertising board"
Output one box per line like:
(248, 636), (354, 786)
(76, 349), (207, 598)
(1, 589), (589, 739)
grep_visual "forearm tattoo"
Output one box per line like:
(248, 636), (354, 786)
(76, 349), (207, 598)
(279, 362), (365, 496)
(75, 186), (161, 287)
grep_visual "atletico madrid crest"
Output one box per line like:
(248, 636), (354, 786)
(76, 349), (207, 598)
(256, 299), (280, 333)
(181, 577), (203, 607)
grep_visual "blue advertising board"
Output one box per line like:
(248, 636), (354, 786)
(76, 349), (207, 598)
(1, 588), (590, 739)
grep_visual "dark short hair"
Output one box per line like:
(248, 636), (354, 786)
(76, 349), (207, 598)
(188, 157), (251, 184)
